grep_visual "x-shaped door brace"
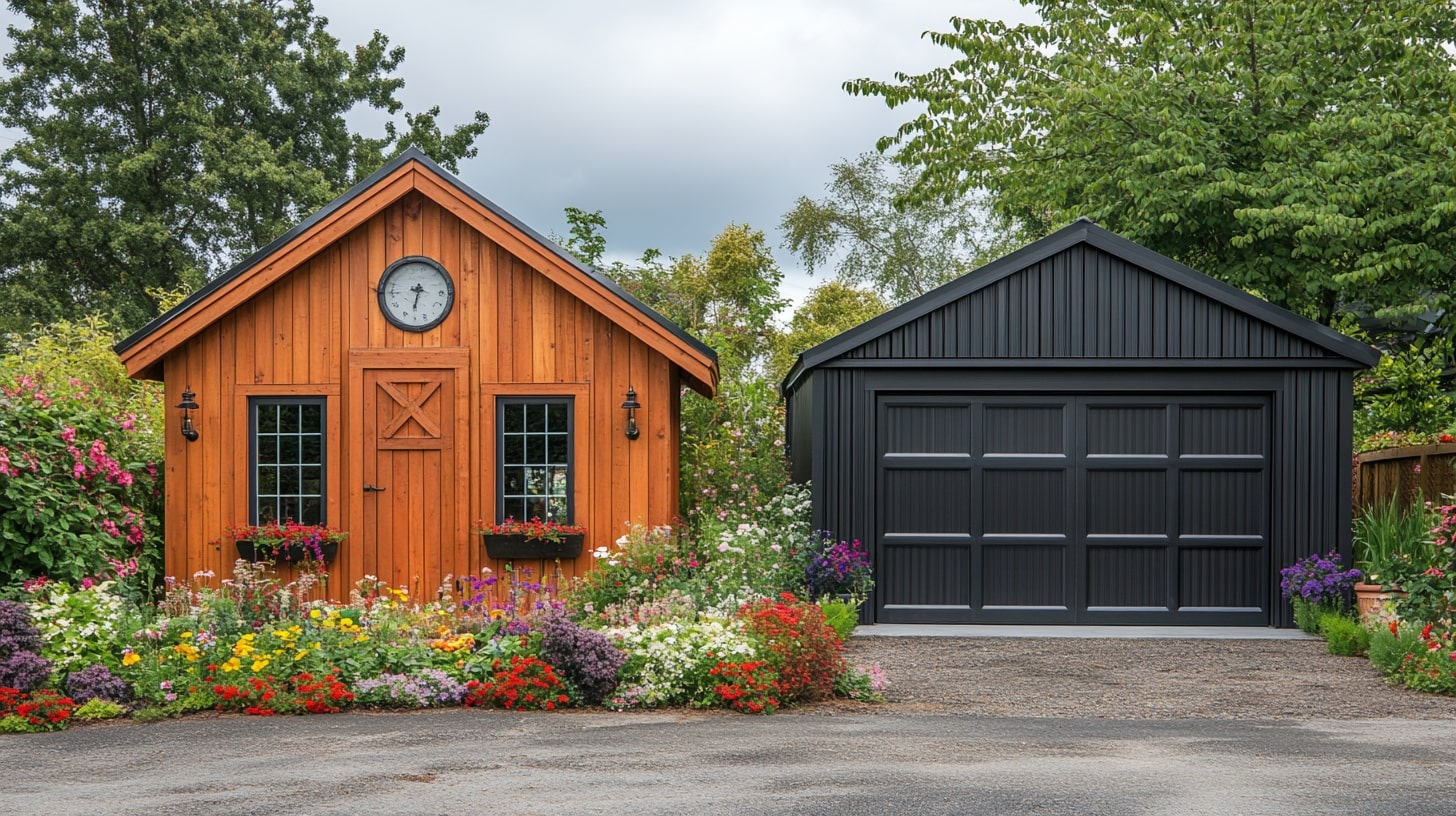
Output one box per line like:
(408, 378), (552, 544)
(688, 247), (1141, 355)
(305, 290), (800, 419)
(378, 381), (442, 439)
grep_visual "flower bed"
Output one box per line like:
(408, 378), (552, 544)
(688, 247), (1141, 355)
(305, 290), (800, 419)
(0, 485), (889, 732)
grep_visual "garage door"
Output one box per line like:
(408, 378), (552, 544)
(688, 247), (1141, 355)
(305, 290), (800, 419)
(875, 395), (1270, 625)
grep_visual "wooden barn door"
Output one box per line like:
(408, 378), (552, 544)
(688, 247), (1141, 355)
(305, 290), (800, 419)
(350, 351), (469, 595)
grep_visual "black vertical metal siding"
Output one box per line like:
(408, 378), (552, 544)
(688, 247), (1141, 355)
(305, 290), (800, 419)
(1270, 367), (1355, 628)
(841, 246), (1333, 361)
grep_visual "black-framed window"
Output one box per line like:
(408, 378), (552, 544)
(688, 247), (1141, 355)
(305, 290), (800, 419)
(497, 398), (573, 523)
(250, 398), (326, 525)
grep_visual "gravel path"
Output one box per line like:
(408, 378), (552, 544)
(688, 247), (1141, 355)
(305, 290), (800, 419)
(839, 636), (1456, 719)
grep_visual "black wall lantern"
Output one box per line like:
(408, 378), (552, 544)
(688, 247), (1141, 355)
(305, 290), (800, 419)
(177, 386), (200, 442)
(621, 386), (640, 440)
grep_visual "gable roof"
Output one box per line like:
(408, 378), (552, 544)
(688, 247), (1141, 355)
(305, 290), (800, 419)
(782, 218), (1380, 393)
(115, 147), (718, 395)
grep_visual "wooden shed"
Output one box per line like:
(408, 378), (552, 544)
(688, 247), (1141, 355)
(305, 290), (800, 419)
(782, 220), (1379, 628)
(115, 148), (717, 598)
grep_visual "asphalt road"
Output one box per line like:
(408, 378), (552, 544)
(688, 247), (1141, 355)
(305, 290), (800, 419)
(5, 709), (1455, 815)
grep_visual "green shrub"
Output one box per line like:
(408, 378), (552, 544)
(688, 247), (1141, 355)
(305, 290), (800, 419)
(72, 698), (126, 720)
(1317, 611), (1369, 656)
(1291, 598), (1330, 635)
(1367, 622), (1427, 677)
(818, 598), (860, 641)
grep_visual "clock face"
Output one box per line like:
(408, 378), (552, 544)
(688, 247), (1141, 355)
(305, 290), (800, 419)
(377, 257), (455, 331)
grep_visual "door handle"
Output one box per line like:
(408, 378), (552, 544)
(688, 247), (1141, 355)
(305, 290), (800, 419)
(363, 484), (387, 493)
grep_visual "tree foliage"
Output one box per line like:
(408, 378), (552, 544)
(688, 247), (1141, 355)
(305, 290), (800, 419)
(0, 0), (490, 337)
(768, 281), (886, 384)
(781, 153), (1017, 304)
(558, 210), (791, 528)
(845, 1), (1456, 328)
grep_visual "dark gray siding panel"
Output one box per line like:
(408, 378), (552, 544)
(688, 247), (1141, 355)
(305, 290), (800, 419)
(786, 376), (814, 485)
(843, 246), (1331, 361)
(1271, 368), (1354, 629)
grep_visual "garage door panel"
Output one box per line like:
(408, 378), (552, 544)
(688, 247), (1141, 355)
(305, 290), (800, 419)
(883, 470), (971, 534)
(1178, 546), (1264, 609)
(982, 469), (1067, 534)
(981, 543), (1068, 607)
(880, 537), (972, 612)
(984, 405), (1066, 454)
(885, 404), (972, 453)
(1086, 544), (1169, 608)
(1180, 470), (1265, 535)
(1180, 406), (1264, 455)
(1086, 470), (1167, 535)
(1086, 405), (1168, 455)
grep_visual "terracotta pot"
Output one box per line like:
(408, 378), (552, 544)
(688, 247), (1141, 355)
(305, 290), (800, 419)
(1353, 581), (1403, 622)
(482, 533), (584, 560)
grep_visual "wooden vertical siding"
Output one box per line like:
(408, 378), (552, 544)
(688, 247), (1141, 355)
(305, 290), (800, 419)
(160, 191), (681, 598)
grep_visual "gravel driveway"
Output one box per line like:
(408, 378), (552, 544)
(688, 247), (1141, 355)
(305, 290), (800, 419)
(840, 636), (1456, 719)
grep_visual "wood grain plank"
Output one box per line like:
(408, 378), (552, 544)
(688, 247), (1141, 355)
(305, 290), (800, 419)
(533, 277), (555, 382)
(513, 258), (534, 381)
(273, 272), (293, 383)
(253, 285), (274, 384)
(497, 247), (515, 382)
(628, 337), (649, 525)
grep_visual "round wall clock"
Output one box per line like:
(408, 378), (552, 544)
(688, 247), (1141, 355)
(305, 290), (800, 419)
(377, 256), (455, 331)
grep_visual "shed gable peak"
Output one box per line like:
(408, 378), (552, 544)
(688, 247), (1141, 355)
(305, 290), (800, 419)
(784, 221), (1377, 391)
(115, 149), (718, 395)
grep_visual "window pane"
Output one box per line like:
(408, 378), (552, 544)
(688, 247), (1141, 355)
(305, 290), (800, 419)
(527, 467), (546, 495)
(526, 497), (545, 521)
(300, 497), (321, 525)
(526, 434), (545, 464)
(525, 404), (545, 433)
(280, 467), (299, 495)
(503, 498), (526, 523)
(504, 404), (524, 434)
(280, 497), (300, 522)
(548, 434), (568, 465)
(504, 434), (524, 465)
(258, 406), (278, 435)
(258, 467), (278, 496)
(280, 435), (299, 464)
(301, 435), (321, 465)
(504, 466), (525, 495)
(301, 403), (322, 430)
(547, 496), (568, 521)
(257, 435), (278, 465)
(279, 404), (300, 433)
(549, 467), (567, 497)
(547, 403), (567, 432)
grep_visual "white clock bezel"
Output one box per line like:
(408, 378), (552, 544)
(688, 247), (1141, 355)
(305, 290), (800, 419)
(376, 256), (455, 332)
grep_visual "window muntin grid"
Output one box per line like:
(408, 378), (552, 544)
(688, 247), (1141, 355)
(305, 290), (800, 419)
(251, 399), (326, 525)
(498, 399), (572, 523)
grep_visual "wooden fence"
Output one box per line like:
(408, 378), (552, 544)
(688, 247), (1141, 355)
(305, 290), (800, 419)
(1353, 443), (1456, 510)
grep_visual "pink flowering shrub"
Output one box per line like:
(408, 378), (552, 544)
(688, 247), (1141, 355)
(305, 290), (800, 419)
(0, 333), (163, 586)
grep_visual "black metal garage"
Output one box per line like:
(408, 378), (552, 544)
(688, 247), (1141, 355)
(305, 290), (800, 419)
(781, 220), (1380, 627)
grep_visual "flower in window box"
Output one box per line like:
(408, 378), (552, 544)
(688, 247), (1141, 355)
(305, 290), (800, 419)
(475, 517), (587, 543)
(474, 518), (587, 559)
(226, 521), (348, 566)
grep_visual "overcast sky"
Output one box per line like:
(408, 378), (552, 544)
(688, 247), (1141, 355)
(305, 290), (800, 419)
(2, 1), (1036, 305)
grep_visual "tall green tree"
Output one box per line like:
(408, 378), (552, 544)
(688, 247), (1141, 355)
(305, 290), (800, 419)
(0, 0), (489, 337)
(845, 0), (1456, 328)
(781, 153), (1018, 304)
(769, 280), (886, 383)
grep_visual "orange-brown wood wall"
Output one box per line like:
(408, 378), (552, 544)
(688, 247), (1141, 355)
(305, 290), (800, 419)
(161, 191), (683, 600)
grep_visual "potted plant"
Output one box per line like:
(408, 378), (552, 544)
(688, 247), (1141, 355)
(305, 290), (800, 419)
(1279, 551), (1361, 634)
(226, 521), (348, 566)
(1352, 494), (1438, 621)
(803, 535), (875, 604)
(476, 517), (587, 560)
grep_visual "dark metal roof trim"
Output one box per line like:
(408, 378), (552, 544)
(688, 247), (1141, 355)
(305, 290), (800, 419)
(114, 146), (716, 364)
(781, 219), (1380, 393)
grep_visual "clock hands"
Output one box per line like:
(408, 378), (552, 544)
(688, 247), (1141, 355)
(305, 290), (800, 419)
(410, 282), (425, 311)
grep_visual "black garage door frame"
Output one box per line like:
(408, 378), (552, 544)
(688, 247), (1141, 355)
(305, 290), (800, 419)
(855, 368), (1285, 627)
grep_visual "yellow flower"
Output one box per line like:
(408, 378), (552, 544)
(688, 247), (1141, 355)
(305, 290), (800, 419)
(251, 657), (270, 672)
(309, 609), (322, 620)
(122, 651), (140, 666)
(294, 650), (309, 660)
(354, 633), (370, 643)
(221, 657), (242, 673)
(180, 631), (194, 640)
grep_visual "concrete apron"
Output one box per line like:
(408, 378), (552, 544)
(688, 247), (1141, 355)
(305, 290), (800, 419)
(852, 624), (1315, 640)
